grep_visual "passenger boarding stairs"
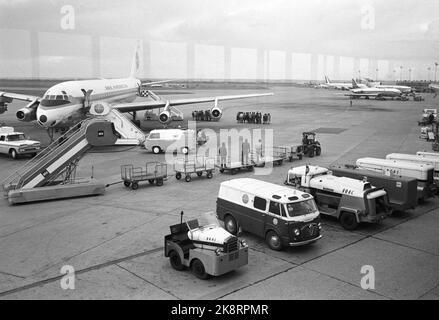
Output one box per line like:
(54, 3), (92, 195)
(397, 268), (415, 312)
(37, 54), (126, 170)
(3, 120), (94, 193)
(101, 109), (146, 145)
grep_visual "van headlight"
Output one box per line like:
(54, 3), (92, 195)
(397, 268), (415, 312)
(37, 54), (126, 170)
(318, 223), (322, 230)
(293, 228), (300, 236)
(240, 239), (247, 247)
(215, 248), (222, 256)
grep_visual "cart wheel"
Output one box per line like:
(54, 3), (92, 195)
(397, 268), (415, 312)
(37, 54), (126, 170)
(206, 171), (213, 179)
(148, 179), (155, 184)
(175, 172), (182, 180)
(156, 178), (164, 186)
(191, 259), (210, 280)
(339, 212), (358, 230)
(185, 175), (192, 182)
(169, 251), (184, 271)
(231, 169), (237, 175)
(247, 166), (254, 172)
(219, 168), (224, 173)
(196, 171), (203, 177)
(123, 181), (131, 187)
(131, 182), (139, 190)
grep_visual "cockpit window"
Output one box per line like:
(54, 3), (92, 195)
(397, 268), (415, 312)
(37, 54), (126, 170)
(41, 93), (71, 107)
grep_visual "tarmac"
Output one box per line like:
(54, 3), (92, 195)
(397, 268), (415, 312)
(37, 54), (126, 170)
(0, 85), (438, 300)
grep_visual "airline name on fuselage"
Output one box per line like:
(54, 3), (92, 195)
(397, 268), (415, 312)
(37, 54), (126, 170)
(105, 84), (129, 91)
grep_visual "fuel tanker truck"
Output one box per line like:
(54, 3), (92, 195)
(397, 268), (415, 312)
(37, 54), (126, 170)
(164, 212), (249, 279)
(285, 166), (390, 230)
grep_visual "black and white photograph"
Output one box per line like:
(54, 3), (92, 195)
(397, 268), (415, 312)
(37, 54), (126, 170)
(0, 0), (438, 307)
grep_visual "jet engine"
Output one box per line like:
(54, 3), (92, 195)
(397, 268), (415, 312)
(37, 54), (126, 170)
(16, 100), (39, 122)
(210, 107), (223, 120)
(158, 110), (172, 124)
(0, 103), (7, 114)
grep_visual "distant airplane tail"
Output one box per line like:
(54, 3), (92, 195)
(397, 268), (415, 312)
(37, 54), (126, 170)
(130, 41), (142, 78)
(324, 75), (330, 84)
(351, 78), (360, 89)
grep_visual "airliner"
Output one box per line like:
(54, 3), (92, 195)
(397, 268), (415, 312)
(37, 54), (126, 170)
(323, 75), (366, 90)
(346, 79), (404, 100)
(0, 44), (273, 137)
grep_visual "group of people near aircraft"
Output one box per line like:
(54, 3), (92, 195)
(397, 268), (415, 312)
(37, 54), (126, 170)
(236, 111), (271, 124)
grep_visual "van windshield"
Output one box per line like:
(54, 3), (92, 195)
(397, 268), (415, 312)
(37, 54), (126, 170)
(285, 199), (317, 217)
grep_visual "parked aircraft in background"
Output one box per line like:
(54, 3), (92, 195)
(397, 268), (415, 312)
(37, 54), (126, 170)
(323, 75), (367, 90)
(0, 44), (273, 138)
(346, 79), (405, 100)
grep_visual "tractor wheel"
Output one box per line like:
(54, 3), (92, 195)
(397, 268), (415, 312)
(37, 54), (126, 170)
(191, 259), (209, 280)
(315, 147), (321, 156)
(169, 251), (184, 271)
(308, 148), (315, 158)
(340, 212), (358, 230)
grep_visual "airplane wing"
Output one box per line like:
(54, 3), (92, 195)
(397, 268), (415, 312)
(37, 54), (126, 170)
(0, 91), (41, 102)
(113, 92), (274, 113)
(141, 80), (173, 86)
(345, 93), (379, 97)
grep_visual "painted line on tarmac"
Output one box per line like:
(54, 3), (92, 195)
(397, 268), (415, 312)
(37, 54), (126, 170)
(0, 247), (163, 298)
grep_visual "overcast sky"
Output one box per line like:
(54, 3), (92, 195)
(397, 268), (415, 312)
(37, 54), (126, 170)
(0, 0), (438, 79)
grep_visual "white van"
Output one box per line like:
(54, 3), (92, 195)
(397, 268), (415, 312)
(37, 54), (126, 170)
(356, 157), (436, 201)
(216, 178), (322, 250)
(144, 129), (196, 154)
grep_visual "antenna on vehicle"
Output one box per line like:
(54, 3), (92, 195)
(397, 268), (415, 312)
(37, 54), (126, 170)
(180, 211), (184, 225)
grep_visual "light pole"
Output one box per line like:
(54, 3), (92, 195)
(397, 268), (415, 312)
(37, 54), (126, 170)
(376, 68), (379, 81)
(400, 66), (403, 81)
(358, 70), (361, 82)
(435, 62), (438, 82)
(408, 68), (412, 81)
(428, 67), (431, 81)
(393, 69), (397, 82)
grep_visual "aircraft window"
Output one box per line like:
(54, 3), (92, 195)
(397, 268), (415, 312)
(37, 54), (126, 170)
(0, 136), (4, 141)
(56, 95), (63, 100)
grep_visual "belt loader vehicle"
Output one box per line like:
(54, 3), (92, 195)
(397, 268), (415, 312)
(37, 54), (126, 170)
(330, 165), (417, 212)
(356, 157), (436, 202)
(216, 178), (322, 251)
(164, 212), (248, 280)
(285, 166), (390, 230)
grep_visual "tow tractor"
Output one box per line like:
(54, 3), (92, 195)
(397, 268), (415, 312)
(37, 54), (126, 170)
(299, 132), (322, 158)
(164, 212), (249, 279)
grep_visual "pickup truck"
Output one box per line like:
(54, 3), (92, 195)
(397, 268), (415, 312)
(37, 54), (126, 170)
(0, 127), (41, 159)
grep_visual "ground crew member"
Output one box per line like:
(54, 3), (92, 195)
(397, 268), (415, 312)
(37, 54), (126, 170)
(219, 142), (228, 168)
(255, 139), (263, 162)
(242, 139), (250, 164)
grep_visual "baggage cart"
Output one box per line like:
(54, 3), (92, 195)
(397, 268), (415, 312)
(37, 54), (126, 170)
(121, 162), (168, 190)
(174, 157), (215, 182)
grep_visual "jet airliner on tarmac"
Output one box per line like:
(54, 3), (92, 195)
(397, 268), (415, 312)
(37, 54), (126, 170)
(346, 79), (404, 100)
(0, 44), (273, 137)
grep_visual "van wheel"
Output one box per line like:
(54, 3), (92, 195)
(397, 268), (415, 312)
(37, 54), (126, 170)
(224, 215), (238, 235)
(266, 231), (283, 251)
(191, 259), (209, 280)
(340, 212), (358, 230)
(169, 251), (184, 271)
(181, 147), (189, 155)
(152, 146), (161, 154)
(9, 149), (18, 159)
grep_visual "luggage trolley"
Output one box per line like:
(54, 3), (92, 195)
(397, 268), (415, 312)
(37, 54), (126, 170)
(283, 144), (304, 162)
(121, 162), (168, 190)
(174, 157), (215, 182)
(250, 146), (288, 167)
(216, 156), (255, 175)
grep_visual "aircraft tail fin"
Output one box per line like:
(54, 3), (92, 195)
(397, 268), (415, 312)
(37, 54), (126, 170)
(130, 41), (142, 78)
(324, 75), (330, 84)
(352, 78), (361, 89)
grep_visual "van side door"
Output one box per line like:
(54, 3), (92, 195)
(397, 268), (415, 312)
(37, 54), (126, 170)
(266, 201), (285, 236)
(251, 196), (268, 237)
